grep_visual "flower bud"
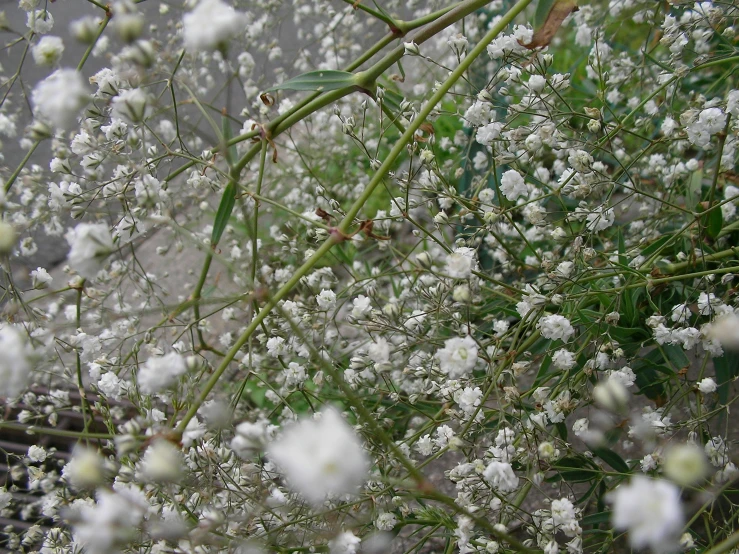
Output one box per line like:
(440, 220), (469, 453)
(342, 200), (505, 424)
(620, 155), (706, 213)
(403, 41), (420, 56)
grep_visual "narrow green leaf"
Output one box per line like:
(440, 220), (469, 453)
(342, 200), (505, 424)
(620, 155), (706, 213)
(591, 447), (630, 474)
(580, 512), (611, 526)
(211, 181), (236, 246)
(221, 116), (238, 168)
(687, 168), (703, 202)
(714, 352), (739, 406)
(534, 0), (557, 29)
(707, 206), (723, 239)
(640, 234), (674, 258)
(266, 70), (358, 92)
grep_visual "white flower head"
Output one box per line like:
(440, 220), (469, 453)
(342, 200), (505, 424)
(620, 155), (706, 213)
(65, 223), (115, 280)
(482, 460), (519, 492)
(111, 88), (152, 123)
(499, 169), (528, 201)
(445, 247), (476, 279)
(436, 336), (479, 378)
(141, 439), (184, 483)
(138, 352), (187, 394)
(0, 325), (35, 399)
(266, 407), (369, 504)
(538, 314), (575, 342)
(182, 0), (248, 52)
(31, 69), (89, 130)
(609, 476), (683, 552)
(32, 35), (64, 66)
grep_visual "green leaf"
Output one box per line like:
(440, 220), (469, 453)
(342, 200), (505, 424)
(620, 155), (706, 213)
(211, 181), (236, 246)
(591, 447), (630, 474)
(549, 456), (597, 483)
(707, 206), (723, 239)
(714, 351), (739, 406)
(265, 70), (358, 92)
(662, 344), (690, 372)
(534, 0), (557, 29)
(687, 168), (703, 202)
(580, 511), (611, 526)
(221, 116), (238, 168)
(640, 234), (674, 258)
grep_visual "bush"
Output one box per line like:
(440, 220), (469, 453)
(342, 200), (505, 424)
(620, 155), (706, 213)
(1, 0), (738, 552)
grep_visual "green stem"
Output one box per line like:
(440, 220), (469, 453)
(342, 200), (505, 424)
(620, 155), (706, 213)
(4, 141), (39, 194)
(175, 0), (534, 436)
(77, 15), (110, 72)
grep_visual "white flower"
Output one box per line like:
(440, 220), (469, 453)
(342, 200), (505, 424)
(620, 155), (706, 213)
(328, 530), (361, 554)
(663, 443), (708, 486)
(31, 69), (89, 130)
(266, 407), (369, 504)
(27, 445), (47, 463)
(71, 487), (148, 553)
(182, 0), (248, 52)
(552, 349), (576, 370)
(706, 312), (739, 349)
(0, 325), (35, 399)
(316, 289), (336, 310)
(608, 366), (636, 388)
(351, 295), (372, 319)
(231, 420), (269, 457)
(538, 314), (575, 342)
(30, 267), (53, 289)
(141, 439), (184, 483)
(436, 336), (479, 378)
(65, 223), (115, 279)
(499, 170), (528, 201)
(32, 35), (64, 66)
(482, 460), (519, 492)
(375, 512), (397, 531)
(445, 247), (476, 278)
(609, 476), (683, 552)
(453, 386), (482, 415)
(283, 362), (307, 387)
(528, 75), (546, 93)
(111, 88), (152, 123)
(138, 352), (187, 394)
(697, 377), (717, 394)
(62, 446), (106, 489)
(585, 206), (615, 232)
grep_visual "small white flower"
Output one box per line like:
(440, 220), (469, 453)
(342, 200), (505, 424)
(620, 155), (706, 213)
(138, 352), (187, 394)
(141, 439), (184, 482)
(609, 476), (683, 552)
(499, 169), (528, 201)
(32, 35), (64, 66)
(663, 443), (708, 486)
(183, 0), (248, 52)
(65, 223), (115, 280)
(27, 445), (47, 463)
(697, 377), (717, 394)
(436, 336), (479, 378)
(316, 289), (336, 310)
(482, 460), (519, 492)
(0, 325), (35, 399)
(328, 530), (361, 554)
(375, 512), (397, 531)
(351, 295), (372, 319)
(31, 69), (89, 130)
(445, 247), (476, 279)
(111, 88), (152, 123)
(538, 314), (575, 342)
(266, 407), (369, 504)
